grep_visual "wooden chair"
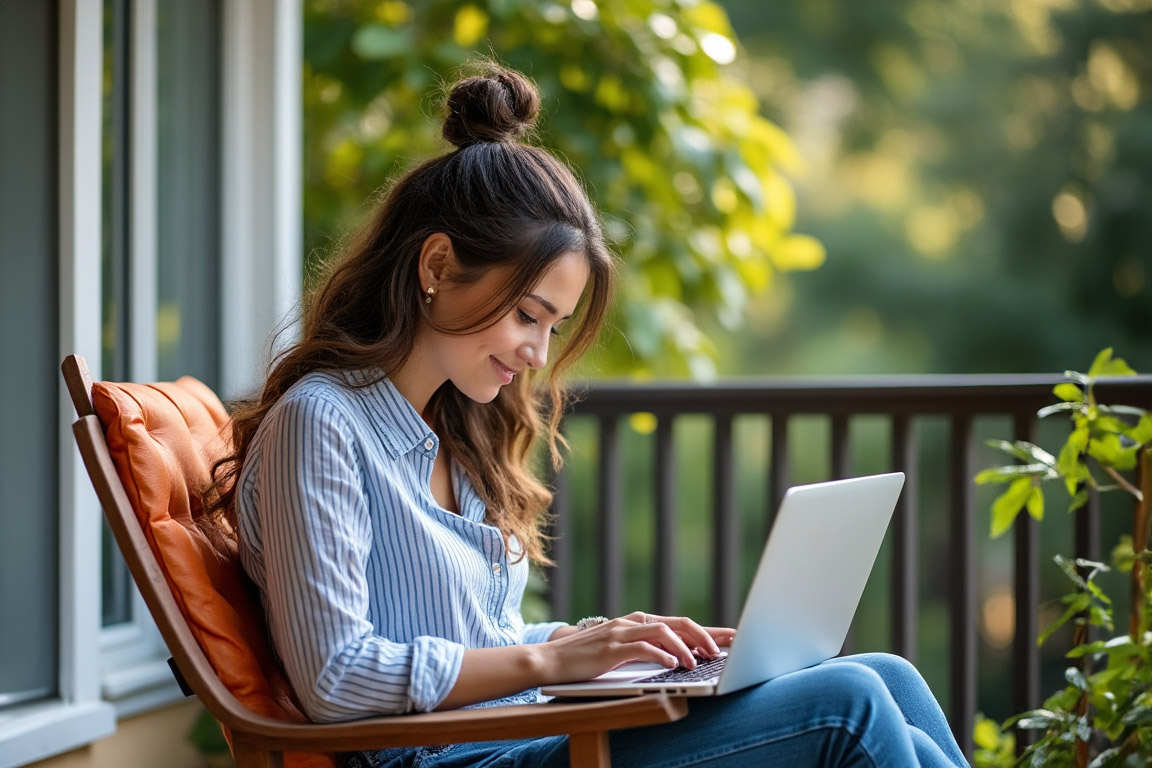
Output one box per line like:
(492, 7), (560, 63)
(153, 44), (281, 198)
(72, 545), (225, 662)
(61, 354), (686, 768)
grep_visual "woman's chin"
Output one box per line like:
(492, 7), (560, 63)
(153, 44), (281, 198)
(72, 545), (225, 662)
(455, 381), (502, 404)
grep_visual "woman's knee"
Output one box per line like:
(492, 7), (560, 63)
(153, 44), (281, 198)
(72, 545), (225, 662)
(805, 660), (894, 711)
(841, 652), (926, 688)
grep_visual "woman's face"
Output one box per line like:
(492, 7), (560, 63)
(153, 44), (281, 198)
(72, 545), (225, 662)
(425, 250), (590, 403)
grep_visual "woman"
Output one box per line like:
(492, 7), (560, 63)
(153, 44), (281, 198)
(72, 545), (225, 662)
(208, 65), (969, 768)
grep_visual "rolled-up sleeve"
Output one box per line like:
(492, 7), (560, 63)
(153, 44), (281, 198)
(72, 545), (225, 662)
(521, 621), (568, 645)
(252, 394), (465, 721)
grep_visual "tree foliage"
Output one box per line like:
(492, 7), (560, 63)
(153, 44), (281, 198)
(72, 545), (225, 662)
(715, 0), (1152, 376)
(304, 0), (822, 377)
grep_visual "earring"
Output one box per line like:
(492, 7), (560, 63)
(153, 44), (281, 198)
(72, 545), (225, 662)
(424, 286), (435, 304)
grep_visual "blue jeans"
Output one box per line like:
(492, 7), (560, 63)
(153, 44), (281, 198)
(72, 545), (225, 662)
(345, 653), (969, 767)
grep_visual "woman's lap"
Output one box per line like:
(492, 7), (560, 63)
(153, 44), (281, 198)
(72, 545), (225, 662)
(351, 653), (967, 768)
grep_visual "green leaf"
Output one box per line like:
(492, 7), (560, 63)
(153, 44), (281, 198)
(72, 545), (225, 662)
(973, 715), (1002, 750)
(1064, 370), (1091, 386)
(1038, 401), (1082, 420)
(984, 439), (1058, 467)
(990, 478), (1035, 538)
(1065, 639), (1110, 658)
(975, 464), (1054, 485)
(1016, 714), (1058, 730)
(1025, 486), (1044, 521)
(1067, 487), (1089, 512)
(1088, 434), (1138, 470)
(1038, 593), (1091, 645)
(1057, 428), (1089, 473)
(1121, 703), (1152, 726)
(1111, 535), (1135, 573)
(1064, 667), (1087, 690)
(1124, 412), (1152, 445)
(1088, 746), (1125, 768)
(1053, 382), (1086, 403)
(1086, 348), (1136, 378)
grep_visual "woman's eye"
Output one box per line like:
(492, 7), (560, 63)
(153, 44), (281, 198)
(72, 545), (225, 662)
(519, 308), (560, 336)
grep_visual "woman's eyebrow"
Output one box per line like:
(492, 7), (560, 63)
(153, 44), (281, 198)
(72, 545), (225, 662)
(527, 293), (572, 320)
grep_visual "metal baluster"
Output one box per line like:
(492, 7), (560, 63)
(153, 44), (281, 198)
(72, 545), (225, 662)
(548, 464), (572, 622)
(831, 414), (850, 480)
(654, 417), (677, 616)
(1012, 413), (1040, 753)
(714, 415), (738, 627)
(890, 414), (918, 663)
(769, 415), (790, 518)
(830, 414), (854, 653)
(950, 414), (977, 760)
(599, 416), (622, 618)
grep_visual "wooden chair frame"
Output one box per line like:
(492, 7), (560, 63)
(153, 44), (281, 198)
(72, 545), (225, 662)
(62, 355), (687, 768)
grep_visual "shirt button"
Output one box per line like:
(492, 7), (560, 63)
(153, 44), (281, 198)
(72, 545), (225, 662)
(424, 438), (434, 450)
(492, 563), (502, 575)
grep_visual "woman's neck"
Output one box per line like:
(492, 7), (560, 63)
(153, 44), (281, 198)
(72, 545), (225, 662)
(388, 339), (445, 422)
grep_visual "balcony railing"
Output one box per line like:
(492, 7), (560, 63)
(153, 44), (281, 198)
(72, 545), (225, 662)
(545, 374), (1152, 760)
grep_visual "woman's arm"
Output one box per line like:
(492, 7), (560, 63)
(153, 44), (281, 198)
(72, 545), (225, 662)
(437, 613), (736, 710)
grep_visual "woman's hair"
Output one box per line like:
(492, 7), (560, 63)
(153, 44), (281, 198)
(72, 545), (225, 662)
(203, 63), (616, 564)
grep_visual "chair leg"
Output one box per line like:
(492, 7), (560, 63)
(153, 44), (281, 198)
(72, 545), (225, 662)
(231, 741), (285, 768)
(568, 731), (611, 768)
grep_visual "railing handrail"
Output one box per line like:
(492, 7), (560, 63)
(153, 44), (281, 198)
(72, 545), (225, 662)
(565, 374), (1152, 415)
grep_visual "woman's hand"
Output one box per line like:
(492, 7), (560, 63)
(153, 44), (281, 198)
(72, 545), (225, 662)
(539, 612), (737, 686)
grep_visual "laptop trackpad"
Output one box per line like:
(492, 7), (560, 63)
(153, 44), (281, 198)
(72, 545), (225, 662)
(587, 661), (668, 682)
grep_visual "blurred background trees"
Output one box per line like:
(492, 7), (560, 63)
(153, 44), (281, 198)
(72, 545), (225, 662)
(304, 0), (1151, 381)
(304, 0), (824, 379)
(717, 0), (1151, 376)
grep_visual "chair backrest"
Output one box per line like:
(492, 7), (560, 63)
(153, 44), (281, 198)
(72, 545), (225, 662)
(62, 355), (333, 768)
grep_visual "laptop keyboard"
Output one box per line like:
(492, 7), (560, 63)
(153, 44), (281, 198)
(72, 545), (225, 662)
(635, 654), (726, 684)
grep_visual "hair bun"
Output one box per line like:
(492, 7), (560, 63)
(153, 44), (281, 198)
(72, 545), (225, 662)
(443, 66), (540, 148)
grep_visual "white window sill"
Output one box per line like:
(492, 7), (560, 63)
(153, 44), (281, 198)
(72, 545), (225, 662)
(101, 657), (189, 718)
(0, 699), (116, 768)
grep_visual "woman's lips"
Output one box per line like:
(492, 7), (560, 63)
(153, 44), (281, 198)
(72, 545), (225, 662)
(491, 356), (516, 384)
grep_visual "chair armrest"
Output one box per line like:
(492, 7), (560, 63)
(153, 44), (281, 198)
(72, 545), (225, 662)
(226, 695), (689, 754)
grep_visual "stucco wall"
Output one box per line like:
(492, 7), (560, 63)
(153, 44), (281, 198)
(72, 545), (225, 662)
(25, 700), (225, 768)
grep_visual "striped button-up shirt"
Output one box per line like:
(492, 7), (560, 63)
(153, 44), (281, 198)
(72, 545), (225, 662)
(236, 369), (566, 722)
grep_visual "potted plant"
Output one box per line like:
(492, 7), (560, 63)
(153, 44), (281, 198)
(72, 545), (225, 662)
(973, 349), (1152, 768)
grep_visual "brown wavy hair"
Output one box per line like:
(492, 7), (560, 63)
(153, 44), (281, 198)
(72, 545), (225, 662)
(203, 64), (616, 564)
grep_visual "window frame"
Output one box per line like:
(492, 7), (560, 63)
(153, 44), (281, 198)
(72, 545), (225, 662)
(0, 0), (300, 763)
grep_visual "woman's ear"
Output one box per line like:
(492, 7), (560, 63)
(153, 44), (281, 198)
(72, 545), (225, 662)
(418, 233), (456, 287)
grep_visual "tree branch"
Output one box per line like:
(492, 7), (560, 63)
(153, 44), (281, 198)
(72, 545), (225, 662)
(1102, 465), (1144, 502)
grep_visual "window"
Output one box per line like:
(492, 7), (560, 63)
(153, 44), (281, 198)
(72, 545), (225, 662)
(0, 0), (60, 713)
(0, 0), (299, 764)
(98, 0), (226, 701)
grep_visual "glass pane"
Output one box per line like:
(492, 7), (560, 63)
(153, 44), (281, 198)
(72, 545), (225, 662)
(100, 0), (134, 628)
(156, 0), (221, 387)
(0, 0), (60, 708)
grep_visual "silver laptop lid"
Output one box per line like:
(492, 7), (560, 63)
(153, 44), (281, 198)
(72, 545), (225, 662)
(716, 472), (904, 695)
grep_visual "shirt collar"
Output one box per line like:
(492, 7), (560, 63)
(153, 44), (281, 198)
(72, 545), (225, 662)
(339, 368), (437, 458)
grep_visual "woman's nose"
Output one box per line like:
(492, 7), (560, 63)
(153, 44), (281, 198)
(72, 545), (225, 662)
(521, 338), (548, 369)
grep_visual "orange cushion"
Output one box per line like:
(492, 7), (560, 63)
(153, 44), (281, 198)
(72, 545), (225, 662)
(92, 379), (333, 768)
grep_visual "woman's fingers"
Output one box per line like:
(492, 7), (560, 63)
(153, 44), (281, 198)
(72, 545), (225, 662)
(635, 614), (724, 658)
(618, 620), (697, 667)
(620, 640), (680, 669)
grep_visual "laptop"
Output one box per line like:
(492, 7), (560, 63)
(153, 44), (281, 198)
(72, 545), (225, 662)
(541, 472), (905, 698)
